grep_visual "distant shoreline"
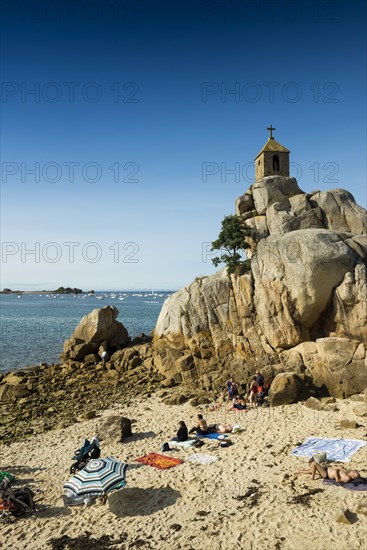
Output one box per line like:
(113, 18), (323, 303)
(1, 287), (85, 295)
(1, 291), (82, 295)
(0, 289), (176, 294)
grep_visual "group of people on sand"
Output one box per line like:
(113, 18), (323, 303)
(224, 371), (269, 409)
(169, 415), (365, 487)
(171, 415), (233, 442)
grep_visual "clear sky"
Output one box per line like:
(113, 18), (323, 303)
(1, 0), (366, 290)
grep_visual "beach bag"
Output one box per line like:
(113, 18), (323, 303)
(161, 442), (170, 452)
(11, 488), (36, 516)
(219, 439), (233, 448)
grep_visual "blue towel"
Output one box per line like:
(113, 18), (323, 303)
(196, 433), (228, 440)
(291, 437), (366, 462)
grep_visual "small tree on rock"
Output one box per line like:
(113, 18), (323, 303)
(211, 215), (251, 274)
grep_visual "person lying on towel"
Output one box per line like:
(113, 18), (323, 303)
(213, 423), (233, 433)
(295, 460), (361, 483)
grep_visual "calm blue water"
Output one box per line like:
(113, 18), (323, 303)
(0, 291), (172, 373)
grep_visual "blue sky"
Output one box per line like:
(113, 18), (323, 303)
(1, 0), (366, 290)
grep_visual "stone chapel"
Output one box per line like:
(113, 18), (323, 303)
(255, 125), (290, 181)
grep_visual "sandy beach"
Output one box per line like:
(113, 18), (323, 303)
(1, 394), (366, 550)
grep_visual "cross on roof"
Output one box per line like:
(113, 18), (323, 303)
(267, 125), (276, 139)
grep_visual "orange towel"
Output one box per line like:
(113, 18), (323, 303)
(135, 452), (183, 470)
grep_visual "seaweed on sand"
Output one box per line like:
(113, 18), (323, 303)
(233, 486), (261, 508)
(48, 531), (128, 550)
(289, 488), (324, 507)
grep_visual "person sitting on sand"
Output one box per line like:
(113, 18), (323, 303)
(230, 395), (247, 411)
(295, 460), (361, 483)
(171, 421), (189, 442)
(249, 377), (258, 406)
(189, 414), (209, 435)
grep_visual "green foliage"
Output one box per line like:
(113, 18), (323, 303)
(211, 215), (252, 274)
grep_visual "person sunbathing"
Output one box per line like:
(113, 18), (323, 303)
(189, 414), (209, 435)
(207, 423), (233, 433)
(295, 460), (361, 483)
(216, 423), (233, 433)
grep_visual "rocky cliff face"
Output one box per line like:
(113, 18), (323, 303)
(153, 177), (367, 398)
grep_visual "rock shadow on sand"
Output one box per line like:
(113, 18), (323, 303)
(128, 431), (156, 442)
(36, 505), (72, 519)
(108, 486), (180, 517)
(3, 465), (46, 475)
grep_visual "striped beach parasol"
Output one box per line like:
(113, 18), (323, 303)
(63, 456), (128, 498)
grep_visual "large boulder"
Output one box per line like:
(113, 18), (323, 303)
(325, 264), (367, 342)
(62, 306), (130, 363)
(235, 192), (254, 215)
(98, 415), (132, 443)
(251, 176), (303, 215)
(265, 199), (324, 236)
(252, 229), (359, 348)
(310, 189), (367, 234)
(268, 372), (315, 406)
(283, 338), (367, 398)
(70, 306), (128, 346)
(0, 383), (30, 401)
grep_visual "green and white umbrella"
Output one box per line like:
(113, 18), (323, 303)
(63, 456), (128, 498)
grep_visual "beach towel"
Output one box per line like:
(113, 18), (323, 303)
(170, 439), (197, 448)
(196, 433), (228, 440)
(187, 454), (219, 465)
(323, 479), (367, 492)
(291, 438), (367, 462)
(135, 453), (183, 470)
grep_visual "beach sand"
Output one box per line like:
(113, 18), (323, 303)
(0, 395), (366, 550)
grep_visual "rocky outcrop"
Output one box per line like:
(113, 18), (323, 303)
(98, 416), (133, 443)
(282, 338), (367, 399)
(268, 373), (317, 407)
(251, 176), (303, 216)
(153, 177), (367, 399)
(0, 336), (163, 444)
(62, 306), (130, 362)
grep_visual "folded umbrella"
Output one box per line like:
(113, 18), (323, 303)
(63, 456), (128, 498)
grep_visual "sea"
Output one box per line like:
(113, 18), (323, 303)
(0, 291), (173, 373)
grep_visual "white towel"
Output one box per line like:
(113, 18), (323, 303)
(188, 454), (219, 465)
